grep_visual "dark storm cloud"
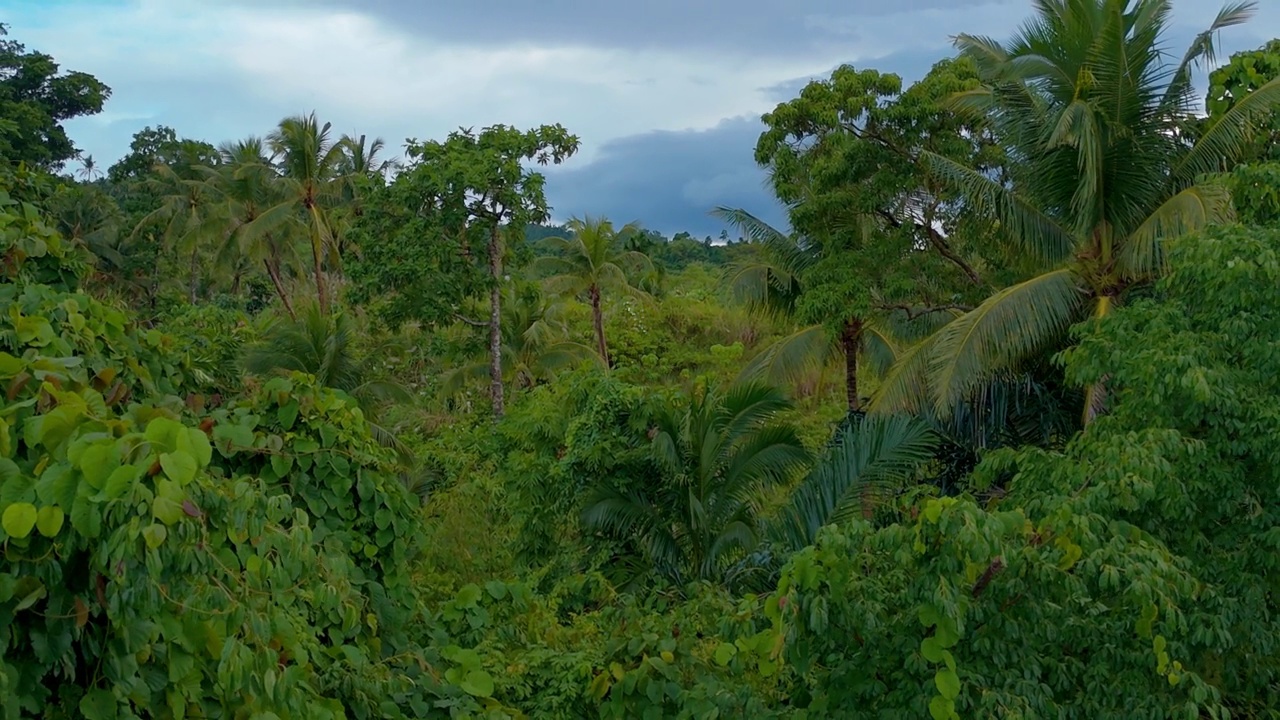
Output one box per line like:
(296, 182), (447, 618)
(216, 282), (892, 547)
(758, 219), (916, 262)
(543, 116), (781, 237)
(543, 46), (951, 236)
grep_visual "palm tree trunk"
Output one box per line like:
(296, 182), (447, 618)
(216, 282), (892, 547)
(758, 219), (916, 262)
(841, 317), (863, 412)
(264, 258), (296, 320)
(488, 225), (505, 419)
(189, 246), (199, 304)
(589, 283), (609, 366)
(1082, 294), (1113, 425)
(308, 205), (329, 313)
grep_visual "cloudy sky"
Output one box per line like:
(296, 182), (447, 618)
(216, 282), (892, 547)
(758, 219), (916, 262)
(8, 0), (1277, 235)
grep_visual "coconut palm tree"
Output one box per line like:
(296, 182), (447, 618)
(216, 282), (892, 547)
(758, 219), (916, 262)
(76, 154), (102, 182)
(534, 215), (653, 365)
(873, 0), (1280, 423)
(132, 163), (224, 303)
(581, 380), (811, 584)
(714, 207), (908, 411)
(440, 282), (601, 398)
(257, 113), (347, 312)
(339, 133), (398, 179)
(215, 136), (301, 318)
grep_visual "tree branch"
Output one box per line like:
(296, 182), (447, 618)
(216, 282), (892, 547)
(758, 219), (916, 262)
(876, 303), (973, 320)
(453, 313), (488, 328)
(876, 208), (983, 286)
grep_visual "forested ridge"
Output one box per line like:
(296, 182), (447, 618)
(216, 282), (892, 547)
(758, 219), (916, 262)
(2, 1), (1280, 717)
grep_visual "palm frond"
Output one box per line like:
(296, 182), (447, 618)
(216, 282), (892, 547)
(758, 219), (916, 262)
(1118, 182), (1233, 280)
(921, 150), (1077, 263)
(928, 268), (1084, 415)
(771, 414), (936, 551)
(1160, 1), (1257, 113)
(738, 325), (836, 388)
(1174, 75), (1280, 181)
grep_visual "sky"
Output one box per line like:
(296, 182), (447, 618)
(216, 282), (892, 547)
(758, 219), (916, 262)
(6, 0), (1278, 236)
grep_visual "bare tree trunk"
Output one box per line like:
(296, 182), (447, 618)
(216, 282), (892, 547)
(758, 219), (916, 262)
(589, 284), (609, 366)
(264, 258), (296, 320)
(841, 317), (863, 413)
(488, 225), (505, 418)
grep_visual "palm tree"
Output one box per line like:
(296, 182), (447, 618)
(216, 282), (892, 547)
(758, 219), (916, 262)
(535, 215), (653, 365)
(771, 414), (937, 551)
(581, 380), (811, 584)
(132, 163), (224, 303)
(215, 136), (300, 318)
(873, 0), (1280, 423)
(339, 133), (398, 179)
(440, 282), (601, 398)
(714, 207), (907, 412)
(258, 113), (347, 313)
(243, 303), (411, 456)
(76, 154), (102, 182)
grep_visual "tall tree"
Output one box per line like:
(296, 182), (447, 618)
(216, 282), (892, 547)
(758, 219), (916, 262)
(215, 136), (299, 318)
(535, 215), (652, 365)
(400, 124), (579, 417)
(262, 112), (346, 312)
(132, 163), (224, 303)
(76, 155), (101, 182)
(105, 126), (220, 313)
(739, 57), (1001, 413)
(0, 24), (110, 170)
(872, 0), (1280, 423)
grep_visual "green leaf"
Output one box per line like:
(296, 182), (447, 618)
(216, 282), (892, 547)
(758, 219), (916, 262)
(70, 491), (102, 538)
(153, 497), (185, 526)
(484, 580), (508, 600)
(714, 643), (738, 666)
(277, 400), (300, 430)
(145, 417), (182, 451)
(456, 584), (482, 607)
(459, 669), (495, 698)
(143, 523), (167, 549)
(79, 688), (118, 720)
(186, 428), (212, 467)
(270, 453), (294, 478)
(929, 695), (956, 720)
(103, 464), (140, 500)
(920, 636), (944, 663)
(2, 502), (38, 538)
(79, 443), (116, 489)
(14, 582), (45, 611)
(0, 352), (23, 377)
(35, 505), (64, 537)
(159, 451), (197, 486)
(935, 668), (961, 700)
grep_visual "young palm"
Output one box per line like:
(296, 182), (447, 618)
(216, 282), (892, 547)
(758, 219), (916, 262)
(874, 0), (1280, 422)
(215, 137), (300, 318)
(256, 113), (347, 312)
(581, 381), (811, 584)
(535, 215), (653, 365)
(440, 283), (601, 397)
(243, 303), (411, 456)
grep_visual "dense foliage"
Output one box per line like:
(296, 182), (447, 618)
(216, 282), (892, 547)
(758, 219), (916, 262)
(3, 1), (1280, 717)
